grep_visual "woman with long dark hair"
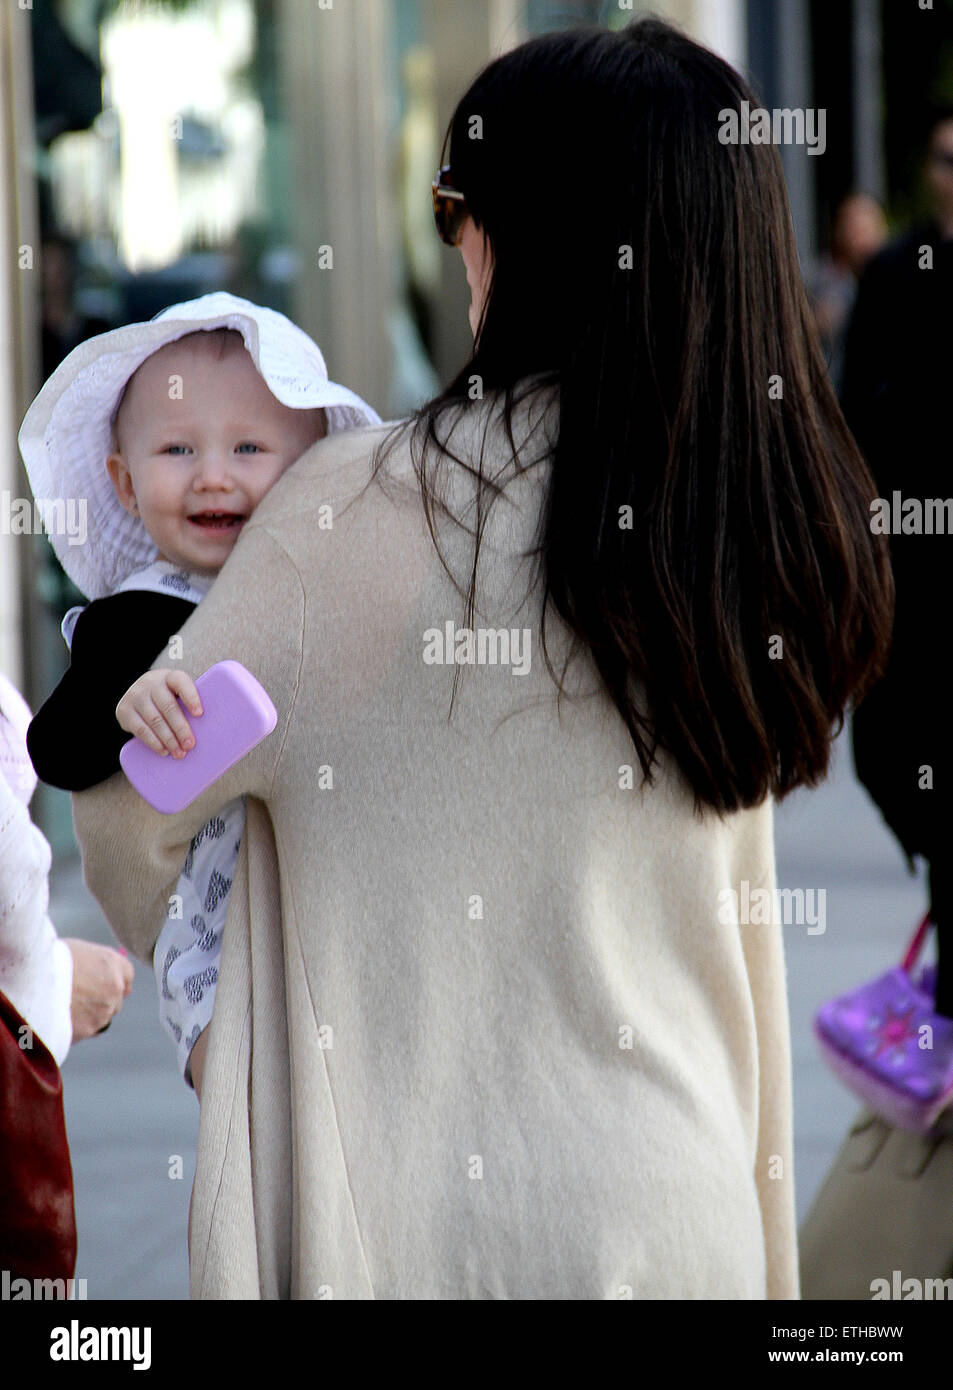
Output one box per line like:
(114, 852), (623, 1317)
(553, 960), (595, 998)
(73, 17), (892, 1299)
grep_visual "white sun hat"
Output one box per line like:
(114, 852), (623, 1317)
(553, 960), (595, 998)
(18, 291), (383, 601)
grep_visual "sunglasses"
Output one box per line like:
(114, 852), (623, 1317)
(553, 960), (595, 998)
(432, 165), (468, 246)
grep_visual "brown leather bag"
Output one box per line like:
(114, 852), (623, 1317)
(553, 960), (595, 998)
(0, 988), (77, 1281)
(799, 1107), (953, 1299)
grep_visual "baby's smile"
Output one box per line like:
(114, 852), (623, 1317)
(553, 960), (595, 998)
(186, 510), (248, 535)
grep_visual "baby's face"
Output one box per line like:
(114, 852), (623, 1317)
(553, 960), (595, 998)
(106, 337), (327, 574)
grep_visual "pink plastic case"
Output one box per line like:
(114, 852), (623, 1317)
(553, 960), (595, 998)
(118, 659), (277, 814)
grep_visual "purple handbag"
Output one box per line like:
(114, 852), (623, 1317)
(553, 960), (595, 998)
(814, 913), (953, 1133)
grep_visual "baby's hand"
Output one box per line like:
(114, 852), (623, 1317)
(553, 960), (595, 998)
(115, 669), (203, 758)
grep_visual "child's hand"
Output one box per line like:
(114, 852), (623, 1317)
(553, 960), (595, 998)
(115, 669), (203, 758)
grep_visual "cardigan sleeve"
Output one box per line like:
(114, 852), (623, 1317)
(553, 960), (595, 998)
(737, 844), (800, 1300)
(0, 760), (74, 1065)
(70, 524), (305, 965)
(27, 592), (198, 791)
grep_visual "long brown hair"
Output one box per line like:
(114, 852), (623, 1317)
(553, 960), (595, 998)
(370, 16), (893, 816)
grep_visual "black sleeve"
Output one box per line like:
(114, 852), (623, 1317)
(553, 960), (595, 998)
(839, 252), (893, 465)
(26, 591), (198, 791)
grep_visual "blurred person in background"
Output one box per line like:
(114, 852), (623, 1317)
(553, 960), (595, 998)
(1, 670), (133, 1053)
(838, 105), (953, 1094)
(810, 192), (887, 395)
(0, 670), (133, 1279)
(41, 231), (111, 379)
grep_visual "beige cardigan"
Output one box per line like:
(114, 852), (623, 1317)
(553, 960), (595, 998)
(71, 386), (799, 1299)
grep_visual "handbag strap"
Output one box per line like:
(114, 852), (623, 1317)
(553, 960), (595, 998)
(901, 911), (934, 973)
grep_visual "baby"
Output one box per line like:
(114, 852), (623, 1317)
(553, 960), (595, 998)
(22, 293), (380, 1092)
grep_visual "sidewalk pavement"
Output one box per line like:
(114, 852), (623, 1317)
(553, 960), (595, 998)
(48, 718), (928, 1299)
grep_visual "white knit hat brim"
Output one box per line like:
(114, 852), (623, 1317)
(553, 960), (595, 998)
(19, 292), (382, 600)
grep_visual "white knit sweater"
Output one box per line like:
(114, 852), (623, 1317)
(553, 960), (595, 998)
(0, 673), (73, 1064)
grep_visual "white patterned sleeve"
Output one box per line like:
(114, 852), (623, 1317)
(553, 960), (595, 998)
(0, 756), (74, 1066)
(152, 795), (246, 1087)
